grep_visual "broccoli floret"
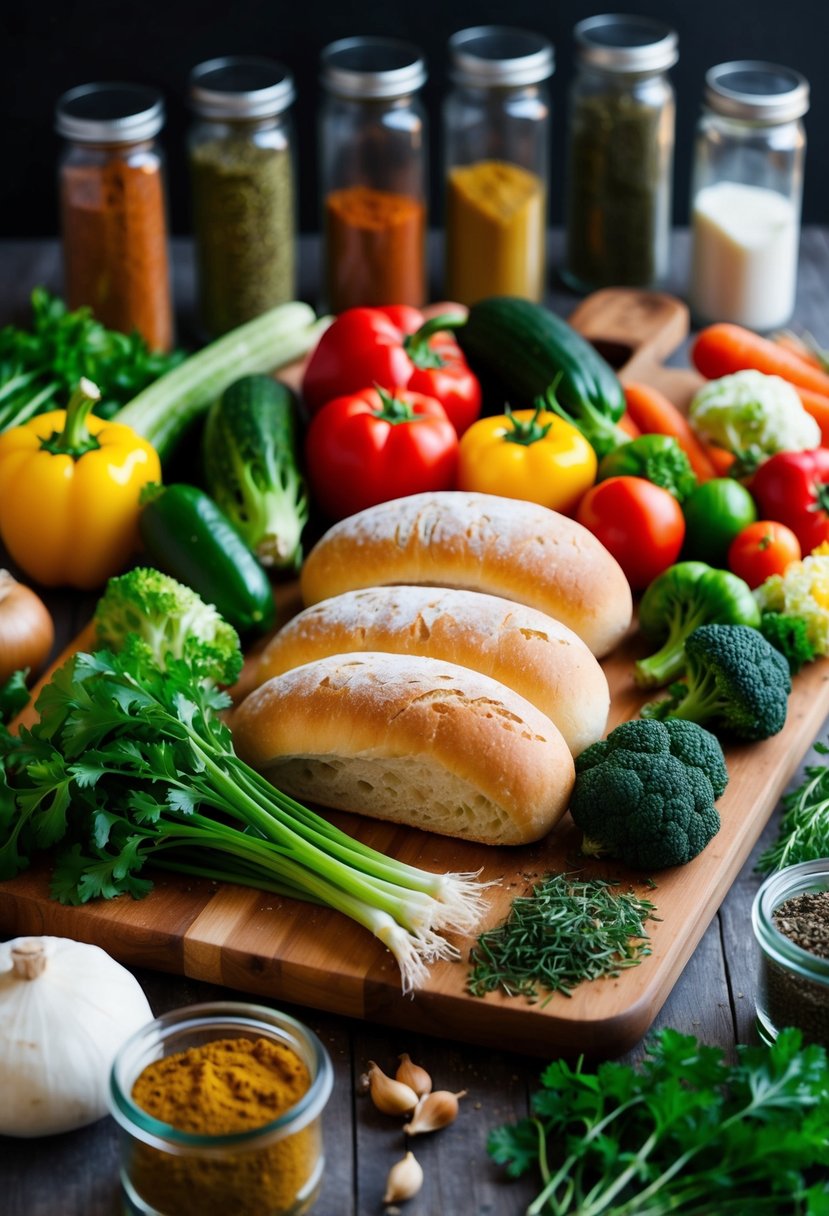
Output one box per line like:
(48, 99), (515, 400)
(94, 567), (243, 686)
(759, 610), (817, 675)
(642, 624), (791, 742)
(571, 718), (726, 870)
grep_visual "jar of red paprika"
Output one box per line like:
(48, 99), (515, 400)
(319, 37), (428, 313)
(56, 83), (174, 352)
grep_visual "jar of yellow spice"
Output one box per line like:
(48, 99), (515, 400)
(443, 26), (554, 305)
(109, 1002), (333, 1216)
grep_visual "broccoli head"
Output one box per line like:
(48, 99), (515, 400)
(570, 718), (726, 870)
(642, 623), (791, 742)
(759, 611), (817, 675)
(635, 562), (761, 689)
(94, 567), (243, 686)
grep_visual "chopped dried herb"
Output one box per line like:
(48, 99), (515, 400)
(467, 872), (658, 1005)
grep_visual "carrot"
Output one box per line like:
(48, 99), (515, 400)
(773, 331), (826, 371)
(704, 444), (737, 477)
(692, 323), (829, 397)
(617, 410), (641, 439)
(622, 382), (717, 481)
(795, 386), (829, 447)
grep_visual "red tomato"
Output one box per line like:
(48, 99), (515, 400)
(727, 520), (802, 589)
(305, 386), (459, 521)
(576, 476), (685, 591)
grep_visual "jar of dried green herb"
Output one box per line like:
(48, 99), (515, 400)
(188, 56), (296, 338)
(562, 14), (677, 293)
(752, 859), (829, 1050)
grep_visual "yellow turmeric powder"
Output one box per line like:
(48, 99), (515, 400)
(445, 159), (546, 305)
(129, 1036), (319, 1215)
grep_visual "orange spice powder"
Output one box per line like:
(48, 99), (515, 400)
(325, 185), (425, 313)
(60, 148), (173, 352)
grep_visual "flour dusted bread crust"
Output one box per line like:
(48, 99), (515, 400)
(253, 586), (609, 756)
(232, 652), (575, 846)
(299, 491), (632, 658)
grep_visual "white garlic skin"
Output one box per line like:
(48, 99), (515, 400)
(0, 936), (153, 1137)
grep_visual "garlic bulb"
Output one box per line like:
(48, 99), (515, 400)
(383, 1150), (424, 1204)
(403, 1088), (467, 1135)
(0, 935), (153, 1137)
(367, 1060), (419, 1115)
(396, 1053), (432, 1097)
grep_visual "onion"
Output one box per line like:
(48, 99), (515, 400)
(0, 569), (54, 683)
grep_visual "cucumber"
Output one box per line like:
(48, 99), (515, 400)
(458, 296), (628, 457)
(138, 483), (276, 635)
(115, 304), (330, 466)
(203, 375), (308, 571)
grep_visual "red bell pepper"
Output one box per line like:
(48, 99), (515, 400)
(750, 448), (829, 554)
(301, 306), (482, 436)
(304, 386), (459, 521)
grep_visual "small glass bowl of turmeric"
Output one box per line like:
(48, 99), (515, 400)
(109, 1001), (334, 1216)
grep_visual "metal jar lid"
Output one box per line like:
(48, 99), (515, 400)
(55, 82), (165, 143)
(574, 14), (678, 74)
(449, 26), (554, 88)
(704, 61), (810, 123)
(320, 37), (426, 100)
(189, 56), (295, 119)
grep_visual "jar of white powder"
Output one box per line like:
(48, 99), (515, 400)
(688, 61), (809, 332)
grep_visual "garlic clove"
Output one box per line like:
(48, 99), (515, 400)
(367, 1060), (419, 1116)
(383, 1150), (424, 1204)
(395, 1052), (432, 1097)
(403, 1088), (468, 1135)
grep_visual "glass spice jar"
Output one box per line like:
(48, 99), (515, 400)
(688, 61), (809, 332)
(56, 82), (173, 352)
(188, 56), (297, 339)
(752, 859), (829, 1049)
(443, 26), (554, 306)
(109, 1001), (334, 1216)
(319, 36), (428, 313)
(562, 14), (677, 293)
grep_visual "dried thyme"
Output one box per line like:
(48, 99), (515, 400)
(467, 873), (658, 1005)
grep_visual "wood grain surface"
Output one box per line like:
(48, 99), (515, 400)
(2, 276), (827, 1059)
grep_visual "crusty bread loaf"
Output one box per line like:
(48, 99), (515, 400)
(253, 586), (609, 756)
(232, 652), (575, 846)
(299, 491), (632, 657)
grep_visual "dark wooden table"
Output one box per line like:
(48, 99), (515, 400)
(1, 232), (828, 1215)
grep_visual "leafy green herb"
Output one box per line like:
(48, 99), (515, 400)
(467, 874), (658, 1005)
(760, 610), (818, 675)
(0, 287), (184, 428)
(489, 1026), (829, 1215)
(759, 740), (829, 873)
(0, 670), (30, 723)
(0, 644), (487, 992)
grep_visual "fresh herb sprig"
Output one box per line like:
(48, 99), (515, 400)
(489, 1027), (829, 1216)
(467, 874), (658, 1005)
(759, 740), (829, 873)
(0, 287), (184, 428)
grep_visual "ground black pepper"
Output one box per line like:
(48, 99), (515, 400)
(765, 890), (829, 1048)
(191, 135), (294, 337)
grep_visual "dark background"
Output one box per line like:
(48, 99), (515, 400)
(2, 0), (827, 238)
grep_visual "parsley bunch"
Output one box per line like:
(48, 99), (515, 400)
(0, 646), (487, 992)
(0, 287), (184, 428)
(489, 1027), (829, 1215)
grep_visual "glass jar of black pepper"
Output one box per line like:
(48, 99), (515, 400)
(752, 859), (829, 1049)
(562, 14), (677, 293)
(188, 56), (297, 338)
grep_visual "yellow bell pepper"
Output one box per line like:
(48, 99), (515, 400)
(457, 406), (597, 514)
(0, 378), (161, 590)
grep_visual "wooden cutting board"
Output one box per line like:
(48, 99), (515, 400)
(2, 289), (825, 1059)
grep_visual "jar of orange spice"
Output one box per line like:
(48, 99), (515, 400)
(56, 83), (174, 352)
(319, 37), (428, 313)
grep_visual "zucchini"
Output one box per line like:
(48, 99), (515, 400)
(203, 375), (308, 572)
(458, 296), (629, 457)
(138, 483), (276, 635)
(115, 304), (330, 465)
